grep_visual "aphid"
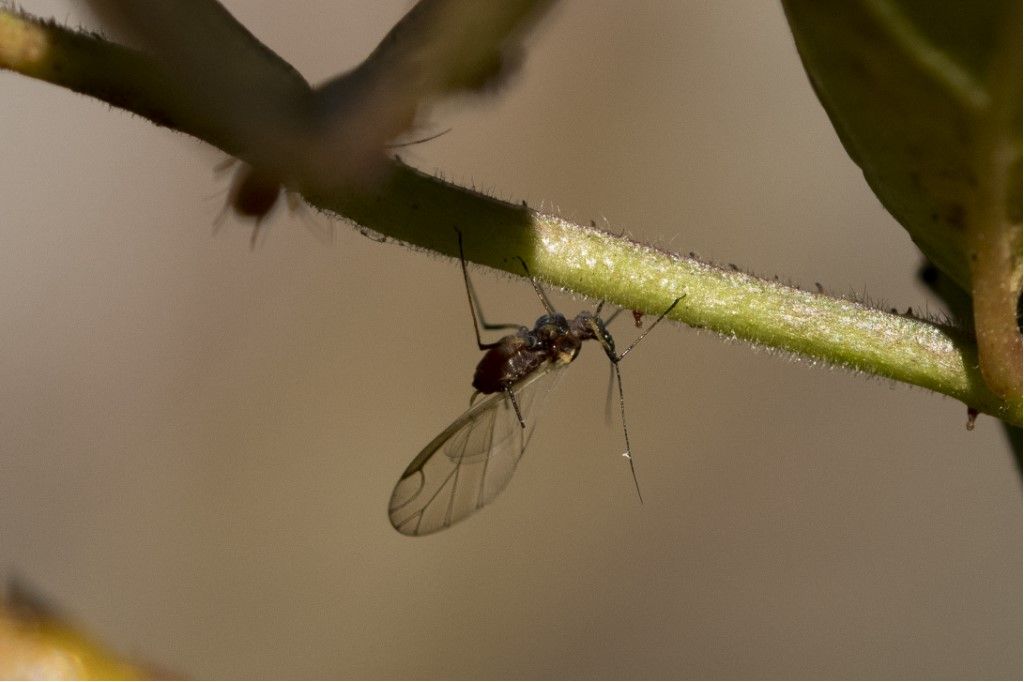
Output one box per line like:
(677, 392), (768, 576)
(388, 231), (682, 536)
(213, 161), (307, 248)
(213, 130), (451, 247)
(213, 162), (339, 247)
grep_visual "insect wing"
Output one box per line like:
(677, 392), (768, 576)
(389, 364), (561, 536)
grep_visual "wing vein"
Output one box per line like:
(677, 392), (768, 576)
(388, 363), (563, 535)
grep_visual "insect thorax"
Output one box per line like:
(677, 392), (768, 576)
(472, 315), (584, 394)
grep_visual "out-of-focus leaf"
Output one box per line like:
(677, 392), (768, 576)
(782, 0), (1022, 402)
(81, 0), (311, 164)
(0, 582), (160, 680)
(80, 0), (557, 232)
(307, 0), (557, 188)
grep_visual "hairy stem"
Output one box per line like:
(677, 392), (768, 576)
(326, 166), (1018, 424)
(1, 7), (1018, 425)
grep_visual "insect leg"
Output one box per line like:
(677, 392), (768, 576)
(385, 127), (453, 149)
(249, 220), (264, 250)
(457, 229), (517, 350)
(595, 303), (632, 325)
(512, 256), (556, 316)
(287, 193), (337, 245)
(505, 386), (526, 429)
(466, 276), (525, 333)
(615, 295), (685, 361)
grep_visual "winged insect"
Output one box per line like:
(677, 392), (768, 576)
(388, 231), (682, 535)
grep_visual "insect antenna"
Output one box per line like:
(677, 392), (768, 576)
(610, 359), (643, 503)
(601, 295), (685, 502)
(598, 307), (627, 425)
(604, 361), (616, 424)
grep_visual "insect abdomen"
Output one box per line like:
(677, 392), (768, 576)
(472, 335), (545, 394)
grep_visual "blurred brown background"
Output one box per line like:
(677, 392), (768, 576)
(0, 1), (1019, 678)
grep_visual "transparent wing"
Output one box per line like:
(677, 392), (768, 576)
(389, 363), (563, 536)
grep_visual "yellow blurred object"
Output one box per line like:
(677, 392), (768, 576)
(0, 586), (149, 681)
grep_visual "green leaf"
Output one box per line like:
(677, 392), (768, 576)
(782, 0), (1022, 405)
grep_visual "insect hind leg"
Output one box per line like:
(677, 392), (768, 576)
(466, 276), (523, 333)
(504, 386), (526, 429)
(456, 229), (523, 350)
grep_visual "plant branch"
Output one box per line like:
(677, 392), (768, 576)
(323, 169), (1018, 425)
(1, 7), (1018, 425)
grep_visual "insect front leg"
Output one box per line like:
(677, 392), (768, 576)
(512, 256), (557, 316)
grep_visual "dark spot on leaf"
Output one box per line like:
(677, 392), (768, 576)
(943, 203), (966, 230)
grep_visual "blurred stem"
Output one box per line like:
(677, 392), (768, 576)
(1, 7), (1019, 426)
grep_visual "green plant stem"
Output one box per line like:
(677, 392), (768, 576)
(1, 7), (1018, 425)
(326, 168), (1018, 424)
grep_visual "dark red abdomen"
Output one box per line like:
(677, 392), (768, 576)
(472, 335), (546, 394)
